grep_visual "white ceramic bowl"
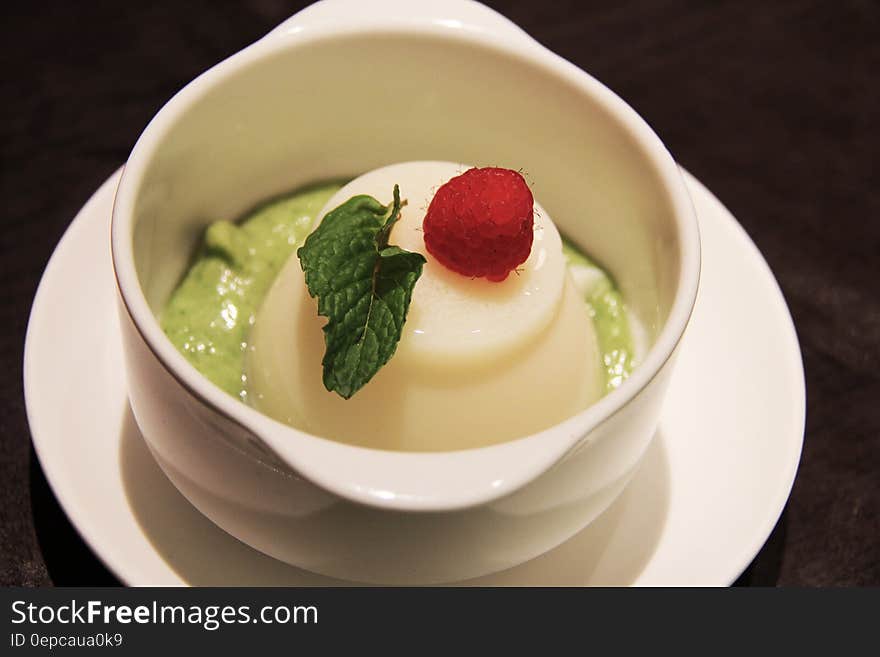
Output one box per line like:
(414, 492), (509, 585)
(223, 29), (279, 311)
(111, 0), (700, 584)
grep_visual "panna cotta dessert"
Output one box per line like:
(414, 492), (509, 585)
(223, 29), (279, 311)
(161, 161), (637, 452)
(247, 162), (601, 451)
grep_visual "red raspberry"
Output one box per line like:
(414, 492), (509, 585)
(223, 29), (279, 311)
(423, 167), (534, 282)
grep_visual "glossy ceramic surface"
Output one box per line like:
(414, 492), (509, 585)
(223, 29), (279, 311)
(108, 0), (700, 581)
(25, 168), (803, 585)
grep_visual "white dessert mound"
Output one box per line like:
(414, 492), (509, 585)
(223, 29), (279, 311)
(246, 161), (602, 451)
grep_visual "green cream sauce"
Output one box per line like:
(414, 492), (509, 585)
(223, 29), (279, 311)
(162, 185), (636, 399)
(562, 238), (637, 392)
(160, 183), (343, 399)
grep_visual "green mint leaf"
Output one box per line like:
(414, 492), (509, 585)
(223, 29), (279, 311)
(296, 185), (425, 399)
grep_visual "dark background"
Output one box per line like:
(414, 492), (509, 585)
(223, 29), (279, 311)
(1, 1), (877, 586)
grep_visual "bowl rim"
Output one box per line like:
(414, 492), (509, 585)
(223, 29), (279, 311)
(111, 20), (701, 512)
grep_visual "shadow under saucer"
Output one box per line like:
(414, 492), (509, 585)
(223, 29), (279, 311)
(29, 445), (119, 586)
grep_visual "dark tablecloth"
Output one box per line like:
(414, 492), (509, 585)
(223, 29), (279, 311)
(2, 0), (877, 586)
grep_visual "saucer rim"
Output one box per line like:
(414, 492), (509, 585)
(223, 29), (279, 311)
(23, 167), (805, 586)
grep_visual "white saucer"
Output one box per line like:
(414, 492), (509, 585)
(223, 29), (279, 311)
(24, 168), (805, 586)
